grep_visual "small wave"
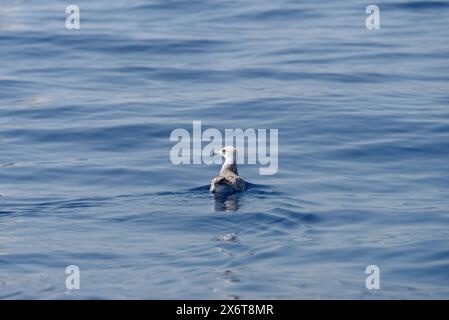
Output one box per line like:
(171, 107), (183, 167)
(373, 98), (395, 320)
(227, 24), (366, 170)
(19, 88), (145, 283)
(269, 207), (321, 224)
(0, 162), (15, 168)
(187, 181), (270, 193)
(186, 185), (211, 193)
(386, 1), (449, 10)
(0, 210), (15, 216)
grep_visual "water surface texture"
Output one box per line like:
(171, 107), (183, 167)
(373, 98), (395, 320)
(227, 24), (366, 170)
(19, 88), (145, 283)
(1, 0), (449, 299)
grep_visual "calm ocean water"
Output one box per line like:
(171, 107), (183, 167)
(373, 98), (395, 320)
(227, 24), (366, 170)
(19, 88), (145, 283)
(1, 0), (449, 299)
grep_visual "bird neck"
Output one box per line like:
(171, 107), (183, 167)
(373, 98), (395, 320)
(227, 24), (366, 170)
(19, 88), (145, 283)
(220, 162), (238, 175)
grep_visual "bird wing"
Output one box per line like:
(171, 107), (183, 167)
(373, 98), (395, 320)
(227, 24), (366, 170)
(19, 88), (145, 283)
(219, 172), (246, 191)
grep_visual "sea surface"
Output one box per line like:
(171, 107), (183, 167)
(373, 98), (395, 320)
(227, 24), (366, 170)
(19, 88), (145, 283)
(1, 0), (449, 299)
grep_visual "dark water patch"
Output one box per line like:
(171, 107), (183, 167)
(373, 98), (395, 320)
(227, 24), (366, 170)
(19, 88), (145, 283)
(327, 139), (449, 162)
(235, 69), (407, 83)
(134, 0), (217, 12)
(105, 39), (229, 55)
(2, 124), (169, 151)
(232, 7), (320, 21)
(0, 210), (15, 216)
(385, 1), (449, 10)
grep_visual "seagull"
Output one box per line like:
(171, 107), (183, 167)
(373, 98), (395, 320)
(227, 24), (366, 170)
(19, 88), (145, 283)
(210, 146), (246, 193)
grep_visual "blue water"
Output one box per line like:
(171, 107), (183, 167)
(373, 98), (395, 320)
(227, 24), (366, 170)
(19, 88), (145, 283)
(1, 0), (449, 299)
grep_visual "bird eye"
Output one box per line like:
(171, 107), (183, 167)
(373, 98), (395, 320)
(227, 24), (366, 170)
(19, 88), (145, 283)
(222, 149), (226, 154)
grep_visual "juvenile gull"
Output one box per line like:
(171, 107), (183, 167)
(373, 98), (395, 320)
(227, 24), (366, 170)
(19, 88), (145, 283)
(210, 146), (246, 193)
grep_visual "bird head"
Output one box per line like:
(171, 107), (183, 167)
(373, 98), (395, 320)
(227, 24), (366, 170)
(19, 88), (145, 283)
(213, 146), (237, 164)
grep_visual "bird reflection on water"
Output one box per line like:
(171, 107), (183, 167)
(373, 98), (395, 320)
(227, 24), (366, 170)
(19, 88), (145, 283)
(213, 192), (240, 212)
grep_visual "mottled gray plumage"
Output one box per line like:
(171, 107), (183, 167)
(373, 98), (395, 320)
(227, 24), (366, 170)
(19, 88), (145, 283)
(210, 147), (246, 193)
